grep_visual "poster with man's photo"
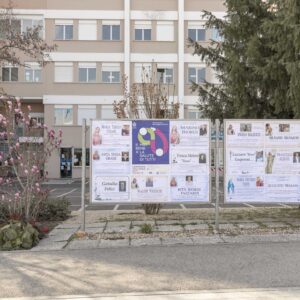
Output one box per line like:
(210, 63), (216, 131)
(93, 176), (130, 201)
(130, 176), (169, 202)
(225, 120), (300, 203)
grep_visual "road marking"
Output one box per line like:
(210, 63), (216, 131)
(78, 204), (89, 212)
(279, 203), (292, 208)
(180, 204), (186, 209)
(57, 188), (77, 198)
(50, 188), (57, 193)
(113, 204), (119, 211)
(211, 203), (215, 207)
(243, 203), (256, 208)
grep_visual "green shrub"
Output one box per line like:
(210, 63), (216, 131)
(0, 221), (39, 250)
(37, 197), (70, 221)
(139, 223), (153, 234)
(0, 201), (9, 223)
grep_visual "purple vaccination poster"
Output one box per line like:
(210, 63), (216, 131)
(132, 120), (170, 164)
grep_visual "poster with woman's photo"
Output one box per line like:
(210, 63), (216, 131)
(169, 121), (210, 147)
(265, 122), (300, 147)
(170, 175), (209, 201)
(225, 175), (265, 202)
(225, 120), (300, 203)
(92, 148), (131, 174)
(92, 121), (131, 147)
(226, 121), (264, 147)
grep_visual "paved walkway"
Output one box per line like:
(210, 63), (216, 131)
(28, 219), (300, 251)
(2, 288), (300, 300)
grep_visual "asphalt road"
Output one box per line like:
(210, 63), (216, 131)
(1, 242), (300, 298)
(44, 179), (299, 211)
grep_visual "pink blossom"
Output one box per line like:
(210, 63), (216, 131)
(15, 192), (20, 198)
(14, 108), (20, 113)
(27, 105), (32, 111)
(16, 143), (20, 148)
(4, 161), (8, 166)
(24, 170), (28, 175)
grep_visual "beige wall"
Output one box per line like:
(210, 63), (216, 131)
(46, 0), (123, 10)
(131, 0), (177, 11)
(185, 0), (225, 11)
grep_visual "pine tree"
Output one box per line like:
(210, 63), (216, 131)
(190, 0), (297, 120)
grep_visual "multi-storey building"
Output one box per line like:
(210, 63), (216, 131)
(0, 0), (225, 179)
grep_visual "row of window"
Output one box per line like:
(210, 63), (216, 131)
(2, 63), (207, 84)
(55, 20), (220, 42)
(0, 18), (221, 43)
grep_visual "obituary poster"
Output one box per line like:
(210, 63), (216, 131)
(225, 120), (300, 203)
(91, 120), (210, 203)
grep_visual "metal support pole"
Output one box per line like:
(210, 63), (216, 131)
(215, 119), (220, 232)
(81, 119), (86, 231)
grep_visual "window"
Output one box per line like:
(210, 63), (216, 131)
(0, 19), (20, 39)
(157, 64), (174, 84)
(25, 62), (41, 82)
(211, 28), (222, 41)
(55, 20), (73, 40)
(54, 105), (73, 125)
(188, 22), (206, 42)
(22, 19), (43, 37)
(73, 148), (90, 167)
(156, 21), (174, 41)
(134, 63), (152, 83)
(101, 105), (117, 119)
(2, 65), (18, 82)
(102, 63), (120, 83)
(134, 21), (151, 41)
(188, 65), (206, 84)
(54, 63), (73, 82)
(29, 113), (44, 127)
(78, 20), (97, 40)
(78, 63), (96, 83)
(102, 21), (120, 40)
(78, 105), (96, 125)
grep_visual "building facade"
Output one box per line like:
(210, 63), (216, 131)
(0, 0), (225, 179)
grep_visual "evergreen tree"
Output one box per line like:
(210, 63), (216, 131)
(190, 0), (298, 120)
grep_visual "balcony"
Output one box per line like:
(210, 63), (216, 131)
(17, 127), (44, 144)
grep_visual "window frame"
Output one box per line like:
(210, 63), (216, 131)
(101, 63), (121, 83)
(102, 21), (121, 41)
(2, 65), (18, 82)
(73, 148), (90, 167)
(134, 21), (152, 41)
(188, 22), (206, 42)
(55, 20), (74, 40)
(54, 105), (73, 126)
(78, 63), (97, 83)
(188, 65), (206, 84)
(156, 64), (174, 84)
(25, 62), (42, 83)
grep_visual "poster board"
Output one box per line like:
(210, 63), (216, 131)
(224, 120), (300, 203)
(91, 119), (210, 203)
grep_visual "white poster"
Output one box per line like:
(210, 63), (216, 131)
(130, 176), (169, 202)
(225, 120), (300, 203)
(170, 175), (209, 201)
(93, 176), (130, 201)
(91, 120), (210, 203)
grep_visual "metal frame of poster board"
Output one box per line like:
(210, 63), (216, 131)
(89, 119), (212, 205)
(224, 119), (300, 203)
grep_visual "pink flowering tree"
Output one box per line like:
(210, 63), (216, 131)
(0, 97), (62, 223)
